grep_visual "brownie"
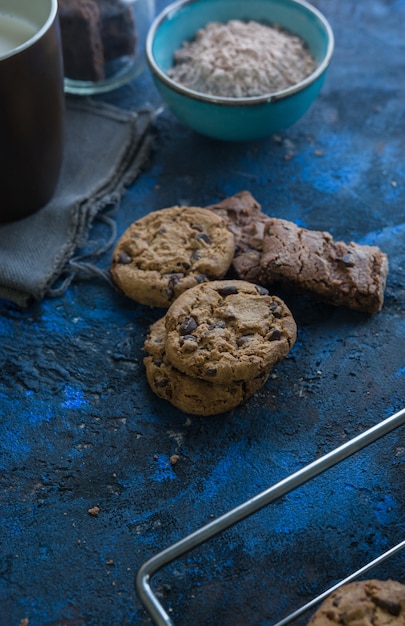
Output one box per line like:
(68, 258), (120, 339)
(58, 0), (136, 82)
(58, 0), (105, 81)
(206, 190), (270, 284)
(98, 0), (136, 62)
(260, 217), (389, 313)
(207, 192), (389, 313)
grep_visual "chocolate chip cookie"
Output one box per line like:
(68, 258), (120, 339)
(110, 206), (235, 307)
(144, 317), (269, 416)
(307, 579), (405, 626)
(164, 280), (297, 384)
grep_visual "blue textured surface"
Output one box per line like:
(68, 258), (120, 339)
(1, 0), (405, 625)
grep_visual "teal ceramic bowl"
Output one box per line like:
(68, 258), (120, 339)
(146, 0), (334, 141)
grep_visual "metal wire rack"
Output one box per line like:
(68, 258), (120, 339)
(136, 407), (405, 626)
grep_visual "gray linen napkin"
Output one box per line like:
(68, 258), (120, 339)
(0, 97), (153, 307)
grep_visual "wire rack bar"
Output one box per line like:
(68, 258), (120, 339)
(135, 407), (405, 626)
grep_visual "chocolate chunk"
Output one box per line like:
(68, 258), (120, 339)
(117, 251), (132, 264)
(191, 250), (201, 261)
(195, 274), (207, 283)
(168, 273), (184, 287)
(218, 285), (238, 297)
(208, 321), (226, 330)
(255, 285), (269, 296)
(195, 232), (211, 245)
(204, 366), (217, 377)
(179, 317), (198, 335)
(155, 378), (169, 388)
(237, 335), (255, 346)
(181, 334), (198, 343)
(164, 288), (174, 300)
(268, 329), (282, 341)
(269, 301), (282, 318)
(372, 597), (401, 616)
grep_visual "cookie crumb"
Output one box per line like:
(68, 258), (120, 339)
(19, 620), (29, 626)
(88, 506), (100, 516)
(170, 455), (179, 465)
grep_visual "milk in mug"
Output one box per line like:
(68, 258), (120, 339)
(0, 11), (37, 57)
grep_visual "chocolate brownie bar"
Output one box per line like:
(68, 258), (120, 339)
(206, 190), (269, 284)
(58, 0), (136, 82)
(207, 192), (388, 313)
(98, 0), (136, 62)
(58, 0), (105, 81)
(261, 218), (389, 313)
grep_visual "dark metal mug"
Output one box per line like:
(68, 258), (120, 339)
(0, 0), (64, 223)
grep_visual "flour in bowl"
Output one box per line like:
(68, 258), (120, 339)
(168, 19), (317, 98)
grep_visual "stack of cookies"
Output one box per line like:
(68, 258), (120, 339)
(110, 205), (297, 415)
(143, 280), (297, 415)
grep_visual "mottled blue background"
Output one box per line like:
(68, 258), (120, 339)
(1, 1), (404, 625)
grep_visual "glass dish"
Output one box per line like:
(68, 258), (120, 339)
(60, 0), (155, 95)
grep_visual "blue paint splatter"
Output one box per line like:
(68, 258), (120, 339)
(61, 385), (87, 410)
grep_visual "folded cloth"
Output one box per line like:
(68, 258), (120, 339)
(0, 97), (154, 307)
